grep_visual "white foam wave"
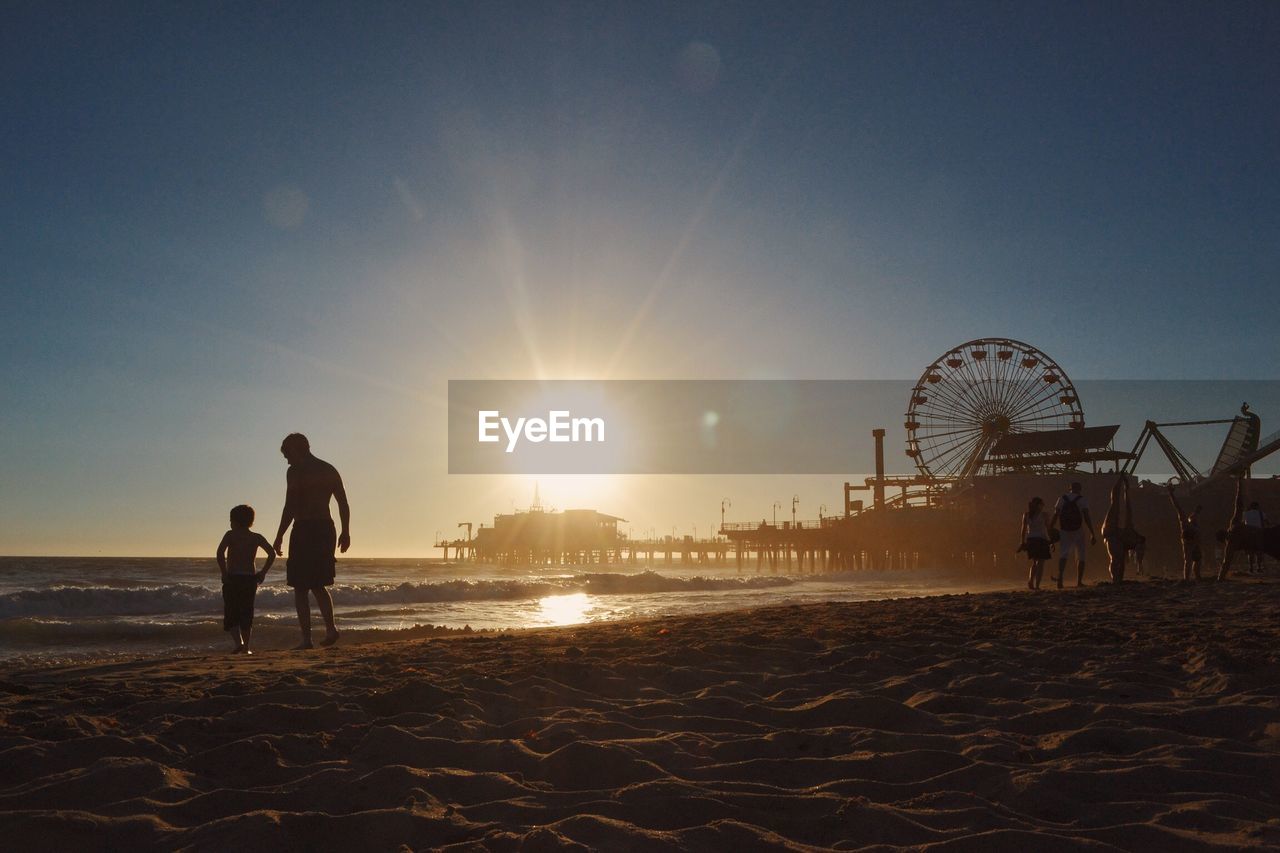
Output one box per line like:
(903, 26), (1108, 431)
(0, 572), (797, 619)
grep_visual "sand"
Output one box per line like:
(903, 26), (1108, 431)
(2, 580), (1279, 851)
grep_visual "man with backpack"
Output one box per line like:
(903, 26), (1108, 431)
(1050, 481), (1096, 588)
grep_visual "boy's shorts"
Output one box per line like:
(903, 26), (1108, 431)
(223, 574), (257, 631)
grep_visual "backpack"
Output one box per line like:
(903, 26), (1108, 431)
(1059, 495), (1083, 531)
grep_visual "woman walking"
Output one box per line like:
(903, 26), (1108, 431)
(1021, 497), (1052, 589)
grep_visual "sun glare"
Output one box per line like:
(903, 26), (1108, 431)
(530, 475), (624, 512)
(537, 592), (592, 626)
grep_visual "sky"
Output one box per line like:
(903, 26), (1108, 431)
(2, 1), (1279, 555)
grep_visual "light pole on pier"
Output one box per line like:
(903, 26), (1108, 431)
(720, 497), (731, 533)
(772, 501), (782, 526)
(791, 494), (799, 528)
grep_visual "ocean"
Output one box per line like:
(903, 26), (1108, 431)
(0, 557), (1015, 669)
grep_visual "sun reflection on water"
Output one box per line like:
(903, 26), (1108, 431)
(537, 592), (592, 626)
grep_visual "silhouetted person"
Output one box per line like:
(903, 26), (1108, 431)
(1050, 481), (1095, 588)
(1167, 484), (1203, 580)
(1123, 477), (1145, 576)
(1243, 500), (1268, 572)
(1131, 532), (1147, 576)
(1020, 496), (1051, 589)
(216, 504), (275, 654)
(273, 433), (349, 648)
(1100, 474), (1137, 582)
(1216, 479), (1280, 581)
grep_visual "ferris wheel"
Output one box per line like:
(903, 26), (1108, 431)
(905, 338), (1085, 480)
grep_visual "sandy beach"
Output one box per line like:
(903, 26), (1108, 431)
(2, 580), (1279, 851)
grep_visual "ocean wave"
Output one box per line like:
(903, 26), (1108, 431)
(0, 616), (474, 652)
(0, 584), (217, 619)
(0, 572), (797, 619)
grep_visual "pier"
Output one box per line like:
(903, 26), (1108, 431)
(434, 532), (735, 569)
(435, 517), (921, 572)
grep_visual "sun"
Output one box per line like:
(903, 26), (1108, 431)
(513, 475), (620, 513)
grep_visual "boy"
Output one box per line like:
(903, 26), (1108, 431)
(216, 504), (275, 654)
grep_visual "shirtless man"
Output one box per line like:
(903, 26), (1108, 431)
(273, 433), (350, 648)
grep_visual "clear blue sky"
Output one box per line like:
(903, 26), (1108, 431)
(3, 2), (1278, 554)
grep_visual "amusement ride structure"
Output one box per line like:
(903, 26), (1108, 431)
(729, 337), (1280, 575)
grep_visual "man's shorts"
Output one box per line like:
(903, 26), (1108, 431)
(223, 574), (257, 631)
(287, 518), (337, 589)
(1058, 528), (1088, 562)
